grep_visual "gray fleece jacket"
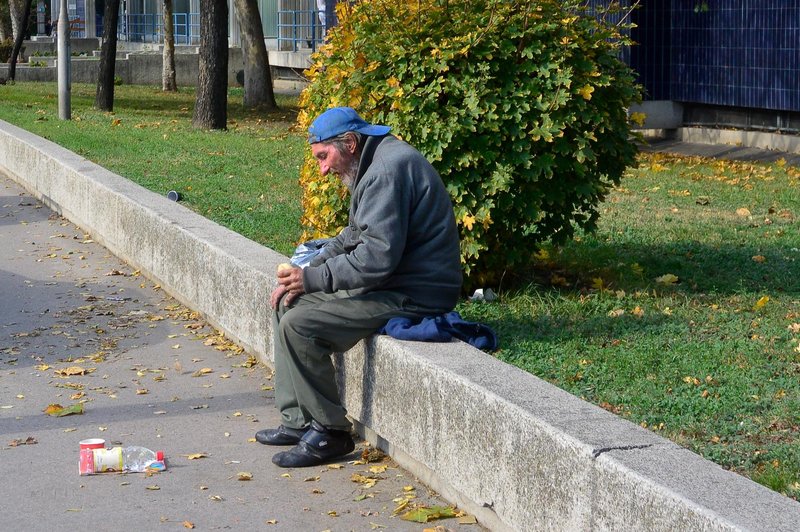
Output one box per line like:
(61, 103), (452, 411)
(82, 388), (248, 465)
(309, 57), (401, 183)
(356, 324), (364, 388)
(302, 134), (462, 310)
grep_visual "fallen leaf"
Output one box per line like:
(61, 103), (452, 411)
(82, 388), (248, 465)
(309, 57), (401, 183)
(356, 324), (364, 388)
(237, 472), (253, 481)
(136, 389), (149, 395)
(458, 515), (478, 524)
(8, 436), (38, 447)
(735, 207), (751, 217)
(751, 255), (766, 263)
(351, 473), (378, 489)
(43, 403), (84, 417)
(183, 522), (195, 529)
(185, 453), (208, 460)
(266, 520), (277, 525)
(146, 485), (160, 490)
(655, 273), (679, 285)
(304, 476), (321, 482)
(399, 505), (458, 523)
(209, 495), (224, 501)
(360, 447), (386, 463)
(369, 465), (388, 474)
(34, 364), (51, 371)
(753, 296), (770, 311)
(788, 323), (800, 334)
(55, 366), (93, 377)
(191, 368), (214, 377)
(608, 308), (625, 318)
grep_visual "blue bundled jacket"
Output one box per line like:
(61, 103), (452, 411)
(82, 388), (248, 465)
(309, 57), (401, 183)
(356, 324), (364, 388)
(380, 311), (498, 351)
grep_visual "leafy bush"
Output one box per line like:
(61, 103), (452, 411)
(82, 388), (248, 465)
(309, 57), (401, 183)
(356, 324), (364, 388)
(0, 39), (12, 63)
(298, 0), (641, 284)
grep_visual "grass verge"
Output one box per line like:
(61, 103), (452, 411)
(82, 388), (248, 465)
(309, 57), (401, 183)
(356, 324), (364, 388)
(1, 82), (798, 500)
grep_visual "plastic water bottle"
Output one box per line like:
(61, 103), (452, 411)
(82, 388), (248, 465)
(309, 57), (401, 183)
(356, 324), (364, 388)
(120, 446), (166, 472)
(80, 446), (166, 475)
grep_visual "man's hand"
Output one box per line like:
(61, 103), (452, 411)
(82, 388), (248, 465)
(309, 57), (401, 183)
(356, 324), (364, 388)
(270, 266), (305, 309)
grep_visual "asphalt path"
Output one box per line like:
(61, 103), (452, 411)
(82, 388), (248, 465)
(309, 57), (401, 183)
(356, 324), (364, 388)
(0, 174), (481, 532)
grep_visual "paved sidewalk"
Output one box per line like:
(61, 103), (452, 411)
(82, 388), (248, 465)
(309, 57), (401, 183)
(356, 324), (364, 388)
(0, 174), (481, 531)
(641, 137), (800, 165)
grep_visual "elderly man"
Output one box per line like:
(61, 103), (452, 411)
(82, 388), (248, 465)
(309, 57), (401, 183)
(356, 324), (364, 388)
(256, 107), (462, 468)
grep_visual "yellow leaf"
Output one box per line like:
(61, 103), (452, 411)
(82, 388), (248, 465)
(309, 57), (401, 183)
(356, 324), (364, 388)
(753, 296), (769, 311)
(55, 366), (91, 376)
(751, 255), (766, 263)
(237, 472), (253, 481)
(146, 485), (160, 490)
(735, 207), (751, 217)
(461, 213), (476, 231)
(185, 453), (208, 460)
(34, 364), (51, 371)
(533, 248), (549, 261)
(111, 118), (122, 126)
(630, 263), (644, 276)
(591, 277), (606, 291)
(608, 309), (625, 318)
(655, 274), (679, 285)
(191, 368), (214, 377)
(183, 521), (195, 529)
(266, 520), (278, 525)
(578, 84), (594, 100)
(629, 112), (647, 127)
(632, 306), (645, 318)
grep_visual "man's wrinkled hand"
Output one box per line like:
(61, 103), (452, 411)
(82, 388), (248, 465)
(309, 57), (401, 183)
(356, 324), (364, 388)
(272, 266), (305, 308)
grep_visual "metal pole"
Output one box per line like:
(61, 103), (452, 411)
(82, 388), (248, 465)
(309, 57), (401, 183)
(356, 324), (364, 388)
(57, 0), (71, 120)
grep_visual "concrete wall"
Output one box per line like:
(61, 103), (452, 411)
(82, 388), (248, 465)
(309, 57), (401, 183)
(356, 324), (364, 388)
(1, 119), (799, 531)
(1, 48), (245, 87)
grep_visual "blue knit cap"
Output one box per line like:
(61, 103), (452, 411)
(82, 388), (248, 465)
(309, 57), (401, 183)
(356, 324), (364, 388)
(308, 107), (390, 144)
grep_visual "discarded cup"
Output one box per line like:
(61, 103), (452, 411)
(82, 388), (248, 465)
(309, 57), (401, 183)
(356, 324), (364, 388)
(79, 438), (105, 451)
(167, 190), (182, 201)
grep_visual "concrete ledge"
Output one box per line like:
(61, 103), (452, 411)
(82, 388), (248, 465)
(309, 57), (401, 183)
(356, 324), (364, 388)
(678, 127), (800, 155)
(2, 118), (799, 531)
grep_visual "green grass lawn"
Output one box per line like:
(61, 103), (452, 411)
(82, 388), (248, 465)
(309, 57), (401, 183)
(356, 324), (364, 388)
(1, 82), (797, 500)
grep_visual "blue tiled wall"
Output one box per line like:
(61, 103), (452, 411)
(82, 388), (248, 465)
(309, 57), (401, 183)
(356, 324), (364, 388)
(620, 1), (800, 112)
(669, 1), (800, 112)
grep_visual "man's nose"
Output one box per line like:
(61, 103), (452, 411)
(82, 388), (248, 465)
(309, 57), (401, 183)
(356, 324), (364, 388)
(317, 161), (330, 176)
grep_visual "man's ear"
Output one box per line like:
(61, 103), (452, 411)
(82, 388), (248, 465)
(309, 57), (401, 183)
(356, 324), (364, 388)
(345, 132), (359, 154)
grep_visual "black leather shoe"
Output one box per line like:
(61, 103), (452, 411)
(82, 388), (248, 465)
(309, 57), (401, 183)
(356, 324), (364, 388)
(271, 420), (355, 468)
(255, 424), (309, 446)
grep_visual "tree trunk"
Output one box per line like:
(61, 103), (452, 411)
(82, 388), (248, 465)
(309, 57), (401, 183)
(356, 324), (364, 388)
(162, 0), (177, 91)
(232, 0), (276, 109)
(0, 0), (12, 41)
(193, 0), (227, 130)
(7, 0), (32, 80)
(7, 0), (22, 41)
(95, 0), (120, 111)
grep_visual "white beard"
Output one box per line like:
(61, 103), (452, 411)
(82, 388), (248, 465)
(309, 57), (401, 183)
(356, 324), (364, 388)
(340, 158), (360, 191)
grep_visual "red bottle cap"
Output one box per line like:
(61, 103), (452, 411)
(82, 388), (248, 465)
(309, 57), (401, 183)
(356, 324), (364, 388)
(156, 451), (164, 461)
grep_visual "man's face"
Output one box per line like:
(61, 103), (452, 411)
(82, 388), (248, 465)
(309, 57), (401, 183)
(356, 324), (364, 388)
(311, 142), (353, 178)
(311, 140), (360, 189)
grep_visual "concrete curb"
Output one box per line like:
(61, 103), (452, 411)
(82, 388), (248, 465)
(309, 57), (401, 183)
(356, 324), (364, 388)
(2, 118), (799, 531)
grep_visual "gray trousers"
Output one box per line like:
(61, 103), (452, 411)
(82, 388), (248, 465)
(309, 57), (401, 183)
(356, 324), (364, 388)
(273, 289), (445, 431)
